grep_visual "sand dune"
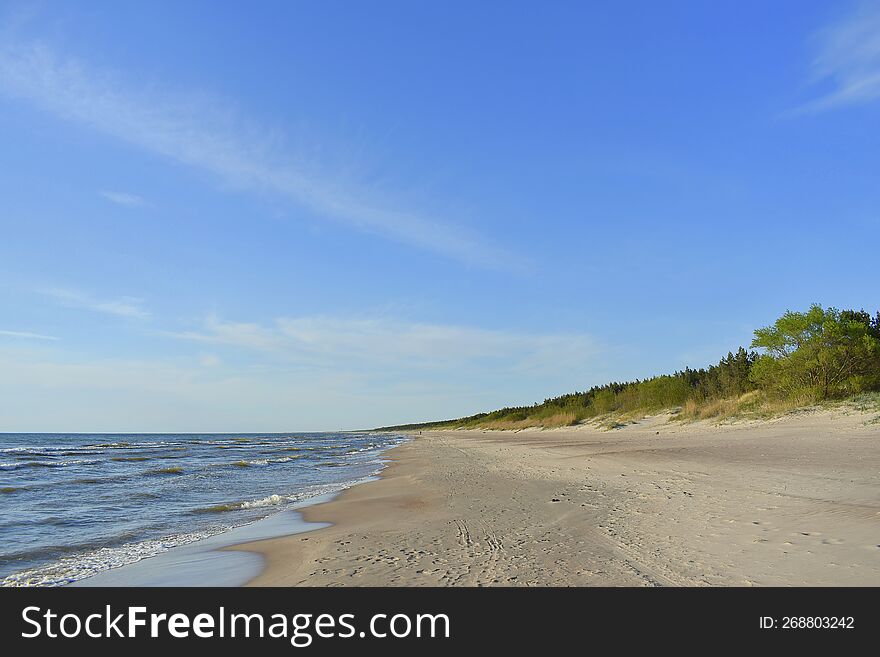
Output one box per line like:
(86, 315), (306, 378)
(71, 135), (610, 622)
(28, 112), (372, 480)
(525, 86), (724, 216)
(240, 407), (880, 586)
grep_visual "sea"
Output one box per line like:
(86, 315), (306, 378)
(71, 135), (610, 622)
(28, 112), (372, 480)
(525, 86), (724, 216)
(0, 431), (407, 586)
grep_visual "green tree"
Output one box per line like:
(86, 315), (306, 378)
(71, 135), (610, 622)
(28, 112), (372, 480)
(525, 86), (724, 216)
(750, 305), (880, 399)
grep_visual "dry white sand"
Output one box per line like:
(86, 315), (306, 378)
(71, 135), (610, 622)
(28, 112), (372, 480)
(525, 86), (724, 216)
(239, 406), (880, 586)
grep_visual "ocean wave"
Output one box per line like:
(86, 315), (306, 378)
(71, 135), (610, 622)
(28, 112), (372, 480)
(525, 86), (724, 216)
(0, 529), (221, 587)
(204, 454), (305, 466)
(0, 516), (81, 531)
(191, 476), (377, 515)
(87, 441), (185, 449)
(145, 466), (184, 475)
(228, 459), (269, 467)
(192, 494), (298, 513)
(1, 474), (132, 489)
(268, 455), (303, 463)
(1, 446), (75, 454)
(0, 459), (101, 471)
(1, 442), (185, 455)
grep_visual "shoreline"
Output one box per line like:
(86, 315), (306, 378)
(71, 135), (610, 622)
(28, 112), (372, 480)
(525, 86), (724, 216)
(73, 493), (336, 587)
(235, 441), (427, 586)
(67, 457), (403, 586)
(237, 407), (880, 586)
(1, 431), (407, 587)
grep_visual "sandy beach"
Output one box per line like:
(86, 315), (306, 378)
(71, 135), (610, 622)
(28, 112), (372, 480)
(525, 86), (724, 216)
(239, 407), (880, 586)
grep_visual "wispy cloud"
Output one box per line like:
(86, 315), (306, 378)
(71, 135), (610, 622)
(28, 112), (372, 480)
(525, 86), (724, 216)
(0, 40), (513, 268)
(0, 329), (59, 340)
(163, 315), (597, 374)
(796, 2), (880, 113)
(100, 190), (144, 207)
(43, 288), (150, 319)
(165, 316), (280, 351)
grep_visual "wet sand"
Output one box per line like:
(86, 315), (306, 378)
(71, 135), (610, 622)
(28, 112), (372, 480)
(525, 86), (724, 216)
(239, 407), (880, 586)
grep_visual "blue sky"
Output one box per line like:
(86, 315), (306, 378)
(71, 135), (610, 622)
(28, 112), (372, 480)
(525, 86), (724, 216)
(1, 1), (878, 431)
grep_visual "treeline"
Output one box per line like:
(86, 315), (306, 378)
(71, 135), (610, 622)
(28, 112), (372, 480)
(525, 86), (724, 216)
(378, 305), (880, 431)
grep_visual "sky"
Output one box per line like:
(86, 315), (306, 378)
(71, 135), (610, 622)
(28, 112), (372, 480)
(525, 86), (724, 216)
(0, 1), (878, 432)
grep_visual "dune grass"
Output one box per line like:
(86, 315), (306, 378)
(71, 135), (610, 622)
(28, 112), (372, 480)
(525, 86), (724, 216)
(671, 390), (820, 423)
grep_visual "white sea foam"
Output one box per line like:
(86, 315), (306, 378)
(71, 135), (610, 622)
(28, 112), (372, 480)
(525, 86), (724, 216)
(268, 456), (303, 463)
(0, 529), (221, 587)
(239, 493), (294, 508)
(0, 459), (101, 470)
(200, 476), (381, 513)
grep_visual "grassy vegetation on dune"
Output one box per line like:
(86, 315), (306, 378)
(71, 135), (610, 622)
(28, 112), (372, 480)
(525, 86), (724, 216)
(672, 389), (821, 423)
(377, 305), (880, 431)
(847, 391), (880, 414)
